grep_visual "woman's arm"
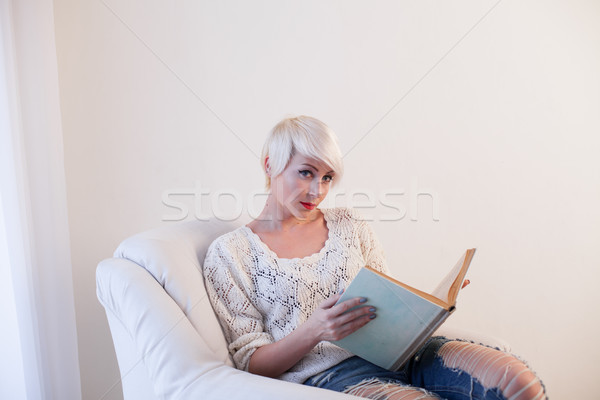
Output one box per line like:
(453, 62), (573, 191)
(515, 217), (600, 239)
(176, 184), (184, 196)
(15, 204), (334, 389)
(248, 293), (376, 378)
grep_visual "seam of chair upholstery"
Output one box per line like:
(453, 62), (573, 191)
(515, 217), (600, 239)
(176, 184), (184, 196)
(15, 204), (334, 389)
(97, 264), (139, 344)
(102, 304), (136, 346)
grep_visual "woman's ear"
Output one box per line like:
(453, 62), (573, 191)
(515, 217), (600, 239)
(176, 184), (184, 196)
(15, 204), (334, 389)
(264, 156), (271, 176)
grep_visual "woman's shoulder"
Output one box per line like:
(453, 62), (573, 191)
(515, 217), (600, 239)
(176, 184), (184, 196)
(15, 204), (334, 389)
(323, 206), (368, 224)
(206, 226), (252, 257)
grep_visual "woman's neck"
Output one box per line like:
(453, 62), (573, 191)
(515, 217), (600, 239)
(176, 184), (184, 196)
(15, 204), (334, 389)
(251, 194), (322, 233)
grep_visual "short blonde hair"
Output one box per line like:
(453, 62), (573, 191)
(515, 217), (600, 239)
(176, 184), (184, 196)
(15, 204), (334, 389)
(261, 115), (344, 190)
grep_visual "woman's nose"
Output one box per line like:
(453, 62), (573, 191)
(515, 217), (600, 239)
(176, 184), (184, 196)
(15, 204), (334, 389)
(308, 180), (322, 197)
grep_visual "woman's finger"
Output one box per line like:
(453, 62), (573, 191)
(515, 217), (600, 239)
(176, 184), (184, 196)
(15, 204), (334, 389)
(331, 296), (368, 316)
(337, 305), (376, 326)
(319, 292), (343, 309)
(333, 310), (375, 340)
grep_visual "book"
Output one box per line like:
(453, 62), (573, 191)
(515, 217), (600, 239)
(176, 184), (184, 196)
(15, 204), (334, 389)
(332, 248), (476, 371)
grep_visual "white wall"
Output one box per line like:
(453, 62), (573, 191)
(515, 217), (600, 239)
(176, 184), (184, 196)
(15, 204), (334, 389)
(53, 1), (599, 399)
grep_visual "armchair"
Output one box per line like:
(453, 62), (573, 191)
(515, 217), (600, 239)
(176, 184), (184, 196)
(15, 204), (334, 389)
(96, 219), (510, 400)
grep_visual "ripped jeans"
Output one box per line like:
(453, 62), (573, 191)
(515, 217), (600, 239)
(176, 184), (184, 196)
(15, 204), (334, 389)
(303, 337), (546, 400)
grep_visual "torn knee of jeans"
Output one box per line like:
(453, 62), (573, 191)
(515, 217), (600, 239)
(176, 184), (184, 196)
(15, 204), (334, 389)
(437, 341), (546, 400)
(343, 378), (441, 400)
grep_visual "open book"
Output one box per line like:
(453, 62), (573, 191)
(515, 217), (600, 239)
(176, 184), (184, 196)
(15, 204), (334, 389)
(332, 249), (476, 371)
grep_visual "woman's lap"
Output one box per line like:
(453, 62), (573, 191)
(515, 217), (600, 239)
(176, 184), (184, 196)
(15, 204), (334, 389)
(304, 337), (514, 400)
(303, 354), (410, 393)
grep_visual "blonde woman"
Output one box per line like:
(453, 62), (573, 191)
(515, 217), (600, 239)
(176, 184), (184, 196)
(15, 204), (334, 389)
(203, 116), (545, 400)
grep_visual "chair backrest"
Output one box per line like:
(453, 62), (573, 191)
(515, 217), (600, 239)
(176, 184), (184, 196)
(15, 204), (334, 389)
(113, 218), (241, 362)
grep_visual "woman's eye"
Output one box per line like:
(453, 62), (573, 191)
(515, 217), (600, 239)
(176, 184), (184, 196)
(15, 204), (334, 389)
(299, 170), (312, 177)
(323, 175), (333, 183)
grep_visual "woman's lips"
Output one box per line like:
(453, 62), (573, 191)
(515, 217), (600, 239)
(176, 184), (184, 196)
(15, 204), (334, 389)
(300, 202), (316, 210)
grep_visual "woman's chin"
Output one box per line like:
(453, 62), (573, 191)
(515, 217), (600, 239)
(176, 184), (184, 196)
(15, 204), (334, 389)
(285, 206), (316, 221)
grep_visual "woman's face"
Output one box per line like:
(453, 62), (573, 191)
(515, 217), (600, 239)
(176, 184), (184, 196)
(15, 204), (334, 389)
(269, 152), (335, 220)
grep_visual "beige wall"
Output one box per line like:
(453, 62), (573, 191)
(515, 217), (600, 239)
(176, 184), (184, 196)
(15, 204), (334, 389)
(53, 1), (600, 399)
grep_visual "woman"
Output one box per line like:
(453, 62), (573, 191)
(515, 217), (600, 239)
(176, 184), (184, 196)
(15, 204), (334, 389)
(203, 116), (546, 400)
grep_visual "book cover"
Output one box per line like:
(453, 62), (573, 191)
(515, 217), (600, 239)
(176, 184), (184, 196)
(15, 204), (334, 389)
(332, 249), (475, 370)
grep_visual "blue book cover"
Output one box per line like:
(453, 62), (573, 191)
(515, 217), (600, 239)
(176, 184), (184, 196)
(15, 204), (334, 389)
(333, 249), (475, 370)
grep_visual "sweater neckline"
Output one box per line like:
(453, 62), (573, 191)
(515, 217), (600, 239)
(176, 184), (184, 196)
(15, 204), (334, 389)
(242, 208), (334, 263)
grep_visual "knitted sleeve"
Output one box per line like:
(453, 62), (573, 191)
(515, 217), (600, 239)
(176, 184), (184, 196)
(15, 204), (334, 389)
(202, 237), (274, 371)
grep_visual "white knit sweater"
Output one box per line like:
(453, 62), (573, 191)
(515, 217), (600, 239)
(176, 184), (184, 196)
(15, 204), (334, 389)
(202, 207), (389, 383)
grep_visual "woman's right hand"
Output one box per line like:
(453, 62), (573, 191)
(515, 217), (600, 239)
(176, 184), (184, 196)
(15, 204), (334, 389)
(303, 293), (376, 343)
(248, 292), (375, 378)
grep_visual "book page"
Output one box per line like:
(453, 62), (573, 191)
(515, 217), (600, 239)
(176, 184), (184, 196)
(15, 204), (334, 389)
(430, 252), (468, 304)
(365, 266), (450, 309)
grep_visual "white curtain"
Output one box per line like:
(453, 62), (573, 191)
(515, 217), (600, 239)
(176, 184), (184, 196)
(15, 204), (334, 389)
(0, 0), (81, 398)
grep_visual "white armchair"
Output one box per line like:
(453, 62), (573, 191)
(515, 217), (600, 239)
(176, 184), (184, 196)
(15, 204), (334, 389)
(96, 219), (510, 400)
